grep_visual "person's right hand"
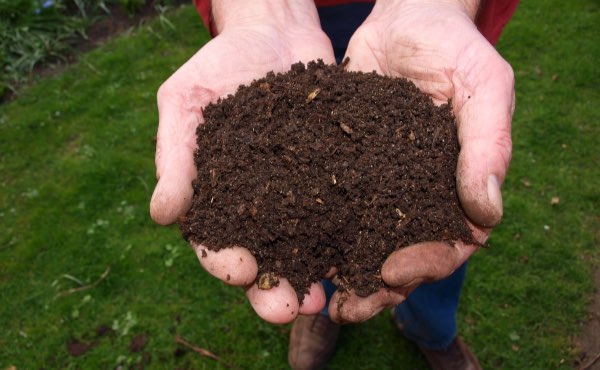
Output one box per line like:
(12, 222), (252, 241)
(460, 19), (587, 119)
(150, 1), (336, 324)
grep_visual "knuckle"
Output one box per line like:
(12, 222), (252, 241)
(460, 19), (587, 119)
(501, 59), (515, 83)
(157, 79), (176, 105)
(427, 262), (450, 281)
(343, 309), (366, 323)
(495, 133), (513, 169)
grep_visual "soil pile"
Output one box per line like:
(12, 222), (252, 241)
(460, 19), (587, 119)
(180, 60), (475, 302)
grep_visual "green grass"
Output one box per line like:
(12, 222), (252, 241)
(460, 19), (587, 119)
(0, 1), (598, 369)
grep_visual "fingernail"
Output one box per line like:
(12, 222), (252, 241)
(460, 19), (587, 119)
(149, 182), (161, 221)
(487, 174), (503, 223)
(150, 180), (160, 204)
(405, 277), (424, 289)
(388, 277), (423, 292)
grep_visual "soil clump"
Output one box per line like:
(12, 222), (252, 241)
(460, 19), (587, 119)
(180, 60), (475, 302)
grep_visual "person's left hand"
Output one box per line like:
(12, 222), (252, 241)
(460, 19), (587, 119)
(326, 0), (515, 323)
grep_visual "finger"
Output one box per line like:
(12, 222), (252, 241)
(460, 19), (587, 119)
(245, 278), (299, 324)
(150, 146), (196, 225)
(194, 244), (258, 286)
(381, 241), (478, 287)
(454, 46), (515, 228)
(150, 80), (216, 225)
(324, 267), (337, 279)
(298, 282), (326, 315)
(328, 288), (405, 324)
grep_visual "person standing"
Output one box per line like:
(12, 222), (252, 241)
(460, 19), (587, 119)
(151, 1), (518, 369)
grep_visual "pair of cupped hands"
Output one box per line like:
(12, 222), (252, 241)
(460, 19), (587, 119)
(150, 0), (514, 324)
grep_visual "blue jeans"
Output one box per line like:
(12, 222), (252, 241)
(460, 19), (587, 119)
(320, 263), (467, 351)
(317, 3), (466, 351)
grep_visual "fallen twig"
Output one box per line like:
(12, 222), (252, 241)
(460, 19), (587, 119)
(578, 353), (600, 370)
(175, 335), (231, 368)
(56, 266), (110, 298)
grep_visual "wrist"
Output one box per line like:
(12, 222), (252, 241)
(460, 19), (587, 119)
(370, 0), (481, 22)
(455, 0), (481, 21)
(211, 0), (322, 34)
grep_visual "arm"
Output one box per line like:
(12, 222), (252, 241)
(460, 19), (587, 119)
(327, 0), (515, 323)
(150, 0), (336, 324)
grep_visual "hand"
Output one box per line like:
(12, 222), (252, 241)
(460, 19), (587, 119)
(150, 0), (336, 324)
(327, 0), (515, 323)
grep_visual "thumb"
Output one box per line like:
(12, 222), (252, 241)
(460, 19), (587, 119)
(150, 145), (196, 225)
(455, 54), (514, 228)
(150, 82), (216, 225)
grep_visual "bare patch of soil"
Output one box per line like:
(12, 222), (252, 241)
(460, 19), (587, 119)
(574, 264), (600, 370)
(130, 333), (149, 353)
(67, 339), (94, 357)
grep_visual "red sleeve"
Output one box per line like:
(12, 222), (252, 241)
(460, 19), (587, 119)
(193, 0), (519, 45)
(193, 0), (216, 36)
(315, 0), (373, 5)
(475, 0), (519, 45)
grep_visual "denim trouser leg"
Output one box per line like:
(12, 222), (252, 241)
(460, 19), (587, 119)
(320, 278), (338, 316)
(392, 263), (468, 350)
(317, 3), (374, 64)
(320, 262), (468, 351)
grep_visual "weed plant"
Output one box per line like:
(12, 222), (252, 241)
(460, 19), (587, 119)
(0, 0), (85, 96)
(0, 0), (176, 100)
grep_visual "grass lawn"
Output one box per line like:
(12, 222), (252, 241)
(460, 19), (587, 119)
(0, 1), (598, 369)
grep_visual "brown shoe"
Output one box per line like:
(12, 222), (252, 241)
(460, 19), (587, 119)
(417, 337), (482, 370)
(288, 314), (341, 370)
(390, 309), (481, 370)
